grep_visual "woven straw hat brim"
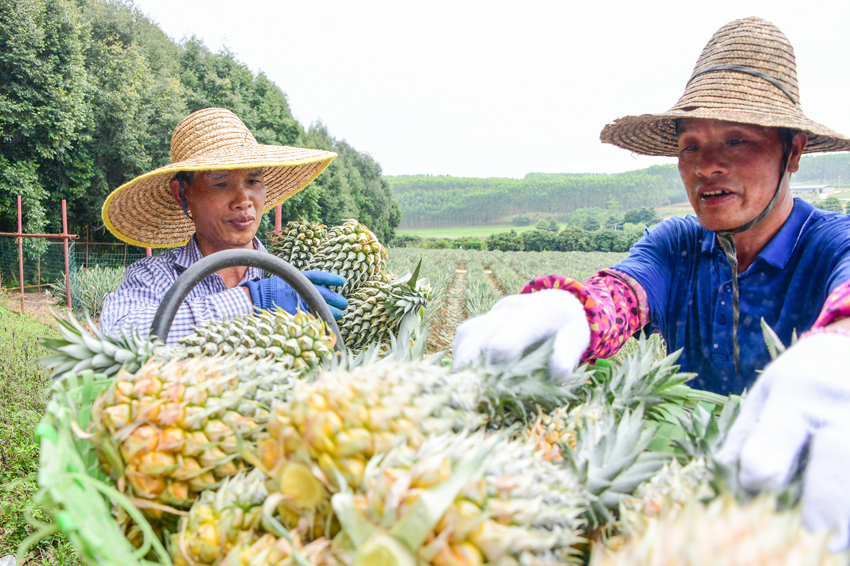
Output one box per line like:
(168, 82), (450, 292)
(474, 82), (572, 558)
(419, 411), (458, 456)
(600, 108), (850, 157)
(600, 17), (850, 157)
(103, 145), (336, 248)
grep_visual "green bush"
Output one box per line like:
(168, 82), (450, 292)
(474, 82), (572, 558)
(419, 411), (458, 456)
(513, 215), (531, 226)
(486, 230), (522, 252)
(51, 265), (126, 318)
(451, 237), (485, 250)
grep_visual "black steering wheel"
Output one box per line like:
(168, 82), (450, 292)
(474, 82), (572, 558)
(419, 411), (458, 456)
(149, 249), (344, 350)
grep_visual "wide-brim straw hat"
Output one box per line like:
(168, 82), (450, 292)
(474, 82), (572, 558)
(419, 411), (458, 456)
(102, 108), (337, 248)
(600, 17), (850, 156)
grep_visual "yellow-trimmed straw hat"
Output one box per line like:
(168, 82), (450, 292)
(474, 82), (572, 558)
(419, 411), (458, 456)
(102, 107), (337, 248)
(600, 16), (850, 156)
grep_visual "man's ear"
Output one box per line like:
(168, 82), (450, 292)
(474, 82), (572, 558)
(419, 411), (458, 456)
(787, 132), (808, 174)
(169, 177), (183, 206)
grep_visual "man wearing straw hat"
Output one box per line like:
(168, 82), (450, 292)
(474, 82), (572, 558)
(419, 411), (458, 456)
(454, 17), (850, 548)
(99, 107), (348, 343)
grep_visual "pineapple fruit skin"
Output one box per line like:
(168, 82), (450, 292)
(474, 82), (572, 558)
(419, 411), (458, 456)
(179, 309), (336, 371)
(267, 219), (328, 270)
(354, 431), (591, 566)
(594, 495), (841, 566)
(92, 357), (293, 512)
(308, 219), (388, 297)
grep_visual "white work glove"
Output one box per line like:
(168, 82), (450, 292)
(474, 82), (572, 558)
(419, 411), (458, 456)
(452, 289), (591, 379)
(717, 332), (850, 551)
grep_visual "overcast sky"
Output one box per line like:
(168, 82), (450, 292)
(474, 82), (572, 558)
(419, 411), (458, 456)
(131, 0), (850, 178)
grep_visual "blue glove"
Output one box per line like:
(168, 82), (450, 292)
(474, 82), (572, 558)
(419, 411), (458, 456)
(242, 271), (348, 319)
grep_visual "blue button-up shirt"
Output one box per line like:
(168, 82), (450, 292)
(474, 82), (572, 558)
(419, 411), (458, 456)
(615, 199), (850, 395)
(100, 236), (265, 344)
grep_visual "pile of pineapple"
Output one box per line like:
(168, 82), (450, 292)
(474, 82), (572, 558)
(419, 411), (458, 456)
(34, 307), (842, 566)
(267, 219), (430, 350)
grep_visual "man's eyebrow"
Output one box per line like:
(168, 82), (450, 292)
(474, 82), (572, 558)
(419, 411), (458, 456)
(245, 169), (263, 177)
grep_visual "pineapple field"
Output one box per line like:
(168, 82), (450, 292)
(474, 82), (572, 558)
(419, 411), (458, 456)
(2, 220), (842, 566)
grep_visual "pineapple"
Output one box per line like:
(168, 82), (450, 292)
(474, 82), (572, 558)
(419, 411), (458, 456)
(525, 400), (607, 461)
(170, 469), (269, 566)
(618, 458), (714, 537)
(256, 347), (572, 536)
(308, 219), (388, 296)
(39, 310), (163, 378)
(223, 531), (348, 566)
(179, 308), (336, 371)
(267, 219), (328, 269)
(91, 356), (296, 513)
(593, 495), (841, 566)
(340, 266), (431, 350)
(333, 431), (590, 566)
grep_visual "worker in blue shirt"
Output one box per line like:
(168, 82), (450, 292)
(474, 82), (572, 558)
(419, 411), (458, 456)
(454, 17), (850, 550)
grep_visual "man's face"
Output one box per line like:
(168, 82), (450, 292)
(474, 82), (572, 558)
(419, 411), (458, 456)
(170, 168), (266, 253)
(677, 118), (803, 232)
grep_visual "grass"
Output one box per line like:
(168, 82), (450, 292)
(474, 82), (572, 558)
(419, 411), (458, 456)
(0, 300), (80, 565)
(396, 223), (566, 239)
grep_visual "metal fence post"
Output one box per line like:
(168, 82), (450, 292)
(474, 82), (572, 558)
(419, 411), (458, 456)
(62, 199), (71, 310)
(275, 203), (282, 232)
(17, 195), (23, 313)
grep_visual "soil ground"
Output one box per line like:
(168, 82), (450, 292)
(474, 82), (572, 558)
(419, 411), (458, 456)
(0, 288), (67, 322)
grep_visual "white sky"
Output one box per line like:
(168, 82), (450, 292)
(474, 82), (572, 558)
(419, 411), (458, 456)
(131, 0), (850, 178)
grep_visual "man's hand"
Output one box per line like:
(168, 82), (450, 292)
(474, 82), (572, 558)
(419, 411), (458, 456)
(717, 332), (850, 551)
(242, 271), (348, 319)
(452, 289), (590, 378)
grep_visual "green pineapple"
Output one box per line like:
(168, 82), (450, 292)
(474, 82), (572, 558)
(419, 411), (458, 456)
(267, 219), (328, 269)
(179, 308), (336, 371)
(340, 265), (431, 350)
(308, 219), (388, 296)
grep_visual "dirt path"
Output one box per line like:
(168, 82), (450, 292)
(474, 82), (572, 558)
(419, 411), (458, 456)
(427, 262), (468, 356)
(483, 268), (508, 296)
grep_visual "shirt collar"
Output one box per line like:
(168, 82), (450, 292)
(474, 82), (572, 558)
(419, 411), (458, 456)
(174, 235), (268, 281)
(700, 198), (815, 269)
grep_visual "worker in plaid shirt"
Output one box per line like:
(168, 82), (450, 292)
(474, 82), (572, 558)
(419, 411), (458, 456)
(99, 108), (347, 344)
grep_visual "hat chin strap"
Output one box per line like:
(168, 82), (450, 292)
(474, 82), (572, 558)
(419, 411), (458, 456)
(714, 145), (792, 371)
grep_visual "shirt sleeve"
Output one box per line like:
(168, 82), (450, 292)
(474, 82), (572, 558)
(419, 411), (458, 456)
(99, 260), (254, 344)
(520, 269), (650, 361)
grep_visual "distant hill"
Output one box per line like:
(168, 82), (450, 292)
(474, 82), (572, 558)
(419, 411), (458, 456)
(797, 152), (850, 187)
(387, 165), (688, 229)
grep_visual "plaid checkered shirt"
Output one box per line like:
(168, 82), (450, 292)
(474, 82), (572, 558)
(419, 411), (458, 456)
(99, 236), (265, 344)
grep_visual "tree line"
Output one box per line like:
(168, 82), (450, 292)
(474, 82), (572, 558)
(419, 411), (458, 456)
(387, 165), (688, 229)
(0, 0), (400, 258)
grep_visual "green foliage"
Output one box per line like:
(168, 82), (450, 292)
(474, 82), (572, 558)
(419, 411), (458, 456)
(796, 152), (850, 185)
(513, 215), (531, 226)
(0, 306), (78, 563)
(389, 165), (688, 229)
(624, 206), (660, 225)
(0, 0), (399, 244)
(51, 265), (125, 318)
(486, 229), (522, 252)
(450, 237), (484, 250)
(817, 195), (844, 213)
(521, 228), (558, 252)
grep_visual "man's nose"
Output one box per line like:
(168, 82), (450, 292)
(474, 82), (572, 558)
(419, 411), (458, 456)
(230, 183), (255, 209)
(695, 143), (730, 177)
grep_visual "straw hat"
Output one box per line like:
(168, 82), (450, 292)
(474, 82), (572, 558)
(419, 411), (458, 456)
(600, 17), (850, 156)
(102, 108), (337, 248)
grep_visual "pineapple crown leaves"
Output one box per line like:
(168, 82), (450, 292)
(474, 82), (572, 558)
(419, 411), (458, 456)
(38, 310), (163, 378)
(761, 317), (798, 362)
(584, 334), (694, 420)
(559, 405), (670, 522)
(331, 431), (506, 565)
(459, 336), (579, 427)
(672, 395), (742, 460)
